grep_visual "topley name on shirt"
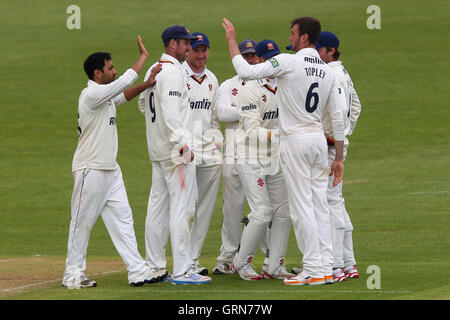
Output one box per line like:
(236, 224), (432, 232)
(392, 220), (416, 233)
(304, 67), (326, 79)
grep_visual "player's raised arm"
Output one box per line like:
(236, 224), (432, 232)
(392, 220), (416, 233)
(85, 36), (153, 108)
(222, 18), (240, 59)
(130, 35), (150, 74)
(222, 19), (286, 81)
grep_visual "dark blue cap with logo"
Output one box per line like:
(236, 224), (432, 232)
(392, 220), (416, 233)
(316, 31), (340, 49)
(238, 39), (258, 54)
(255, 39), (280, 59)
(161, 25), (197, 44)
(190, 32), (210, 49)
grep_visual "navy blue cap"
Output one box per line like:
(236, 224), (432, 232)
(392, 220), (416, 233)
(162, 25), (196, 44)
(316, 31), (340, 49)
(238, 39), (257, 54)
(191, 32), (210, 49)
(255, 39), (280, 59)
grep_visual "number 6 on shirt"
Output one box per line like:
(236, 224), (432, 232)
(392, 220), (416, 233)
(305, 82), (319, 113)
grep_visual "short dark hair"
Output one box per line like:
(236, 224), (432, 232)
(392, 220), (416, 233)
(325, 46), (341, 60)
(291, 17), (321, 45)
(164, 38), (181, 48)
(83, 52), (111, 80)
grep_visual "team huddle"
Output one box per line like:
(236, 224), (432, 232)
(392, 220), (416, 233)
(62, 16), (361, 289)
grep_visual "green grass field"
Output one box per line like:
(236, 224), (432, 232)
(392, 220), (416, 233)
(1, 0), (449, 301)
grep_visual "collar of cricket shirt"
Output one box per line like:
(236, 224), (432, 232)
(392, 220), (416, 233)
(183, 61), (207, 84)
(159, 53), (182, 69)
(87, 79), (97, 86)
(328, 61), (342, 67)
(297, 47), (320, 57)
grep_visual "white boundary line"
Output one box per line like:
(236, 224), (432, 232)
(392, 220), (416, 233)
(409, 191), (450, 195)
(0, 270), (123, 293)
(85, 289), (411, 294)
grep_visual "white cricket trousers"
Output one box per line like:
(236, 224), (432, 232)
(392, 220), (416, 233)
(234, 162), (291, 274)
(216, 163), (246, 264)
(216, 163), (268, 264)
(64, 168), (149, 283)
(144, 161), (197, 277)
(279, 131), (333, 278)
(190, 164), (222, 264)
(327, 146), (356, 268)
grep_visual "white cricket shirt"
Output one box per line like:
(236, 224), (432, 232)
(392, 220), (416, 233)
(322, 60), (362, 142)
(138, 53), (192, 162)
(216, 75), (256, 162)
(236, 78), (280, 161)
(232, 48), (345, 141)
(72, 68), (138, 172)
(182, 61), (223, 166)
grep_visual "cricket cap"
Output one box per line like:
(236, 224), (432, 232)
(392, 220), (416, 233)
(162, 25), (196, 45)
(190, 32), (210, 49)
(255, 39), (280, 59)
(238, 39), (257, 55)
(316, 31), (340, 49)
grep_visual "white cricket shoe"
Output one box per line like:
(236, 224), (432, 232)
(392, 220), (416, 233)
(260, 258), (294, 279)
(283, 273), (325, 286)
(261, 265), (294, 280)
(344, 265), (359, 279)
(324, 274), (334, 284)
(333, 268), (346, 282)
(191, 263), (209, 276)
(212, 261), (233, 274)
(62, 274), (97, 289)
(129, 268), (168, 287)
(231, 256), (263, 280)
(172, 270), (212, 285)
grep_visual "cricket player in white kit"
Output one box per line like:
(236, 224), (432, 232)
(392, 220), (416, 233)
(212, 39), (270, 274)
(182, 32), (223, 276)
(316, 31), (362, 281)
(231, 40), (293, 281)
(63, 36), (168, 289)
(138, 25), (211, 285)
(223, 17), (346, 285)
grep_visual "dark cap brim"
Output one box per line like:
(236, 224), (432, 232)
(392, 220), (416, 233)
(180, 34), (197, 40)
(192, 42), (210, 49)
(240, 48), (256, 55)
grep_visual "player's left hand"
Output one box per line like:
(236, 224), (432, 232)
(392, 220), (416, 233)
(137, 35), (149, 58)
(222, 18), (236, 43)
(146, 63), (162, 88)
(330, 160), (344, 187)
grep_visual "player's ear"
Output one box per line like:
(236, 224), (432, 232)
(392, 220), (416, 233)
(301, 33), (309, 44)
(93, 68), (103, 81)
(169, 39), (178, 49)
